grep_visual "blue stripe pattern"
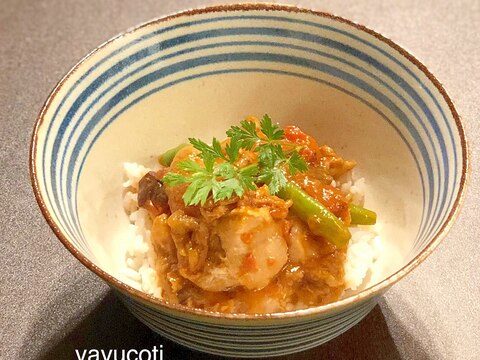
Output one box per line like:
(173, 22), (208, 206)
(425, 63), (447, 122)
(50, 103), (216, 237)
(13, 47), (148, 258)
(118, 290), (378, 357)
(34, 9), (465, 357)
(44, 19), (456, 247)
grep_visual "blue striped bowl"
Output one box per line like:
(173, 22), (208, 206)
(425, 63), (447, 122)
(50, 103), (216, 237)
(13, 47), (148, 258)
(30, 4), (468, 357)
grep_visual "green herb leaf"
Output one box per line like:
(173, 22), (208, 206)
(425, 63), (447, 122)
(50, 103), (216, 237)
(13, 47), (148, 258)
(189, 137), (226, 161)
(189, 137), (212, 155)
(226, 120), (259, 150)
(165, 114), (309, 206)
(286, 151), (308, 175)
(176, 159), (204, 173)
(212, 178), (244, 201)
(257, 143), (285, 168)
(225, 136), (242, 163)
(202, 152), (215, 173)
(260, 114), (284, 141)
(258, 167), (287, 194)
(183, 176), (213, 206)
(212, 138), (225, 159)
(213, 162), (236, 179)
(162, 172), (190, 186)
(238, 165), (258, 191)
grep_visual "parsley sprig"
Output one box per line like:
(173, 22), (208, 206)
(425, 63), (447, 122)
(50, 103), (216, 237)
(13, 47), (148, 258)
(162, 114), (308, 206)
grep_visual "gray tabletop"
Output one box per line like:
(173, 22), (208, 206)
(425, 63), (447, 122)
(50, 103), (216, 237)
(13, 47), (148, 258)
(1, 0), (479, 359)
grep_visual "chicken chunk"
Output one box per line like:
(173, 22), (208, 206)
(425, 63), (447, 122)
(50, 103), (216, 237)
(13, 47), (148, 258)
(216, 207), (288, 290)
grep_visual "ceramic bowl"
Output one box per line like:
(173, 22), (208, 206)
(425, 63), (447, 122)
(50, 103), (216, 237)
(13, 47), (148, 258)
(30, 4), (468, 357)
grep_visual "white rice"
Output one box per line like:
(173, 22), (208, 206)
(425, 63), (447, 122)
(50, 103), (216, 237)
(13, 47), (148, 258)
(121, 162), (383, 300)
(338, 173), (383, 290)
(121, 163), (162, 298)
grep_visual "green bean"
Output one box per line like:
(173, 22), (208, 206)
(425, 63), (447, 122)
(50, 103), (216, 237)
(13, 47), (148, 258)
(278, 182), (351, 248)
(158, 143), (188, 166)
(349, 203), (377, 225)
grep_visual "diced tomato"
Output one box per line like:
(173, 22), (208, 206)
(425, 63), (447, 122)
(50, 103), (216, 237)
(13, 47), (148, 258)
(284, 125), (309, 142)
(284, 125), (321, 164)
(241, 232), (254, 245)
(239, 253), (258, 275)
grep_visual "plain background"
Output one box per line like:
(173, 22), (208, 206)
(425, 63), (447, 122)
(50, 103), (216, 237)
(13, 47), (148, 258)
(0, 0), (479, 359)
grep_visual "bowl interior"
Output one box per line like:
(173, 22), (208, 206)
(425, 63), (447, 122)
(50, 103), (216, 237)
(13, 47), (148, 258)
(78, 73), (418, 289)
(32, 6), (466, 311)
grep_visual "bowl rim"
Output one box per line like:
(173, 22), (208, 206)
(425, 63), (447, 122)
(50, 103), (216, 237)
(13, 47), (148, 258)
(30, 2), (469, 320)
